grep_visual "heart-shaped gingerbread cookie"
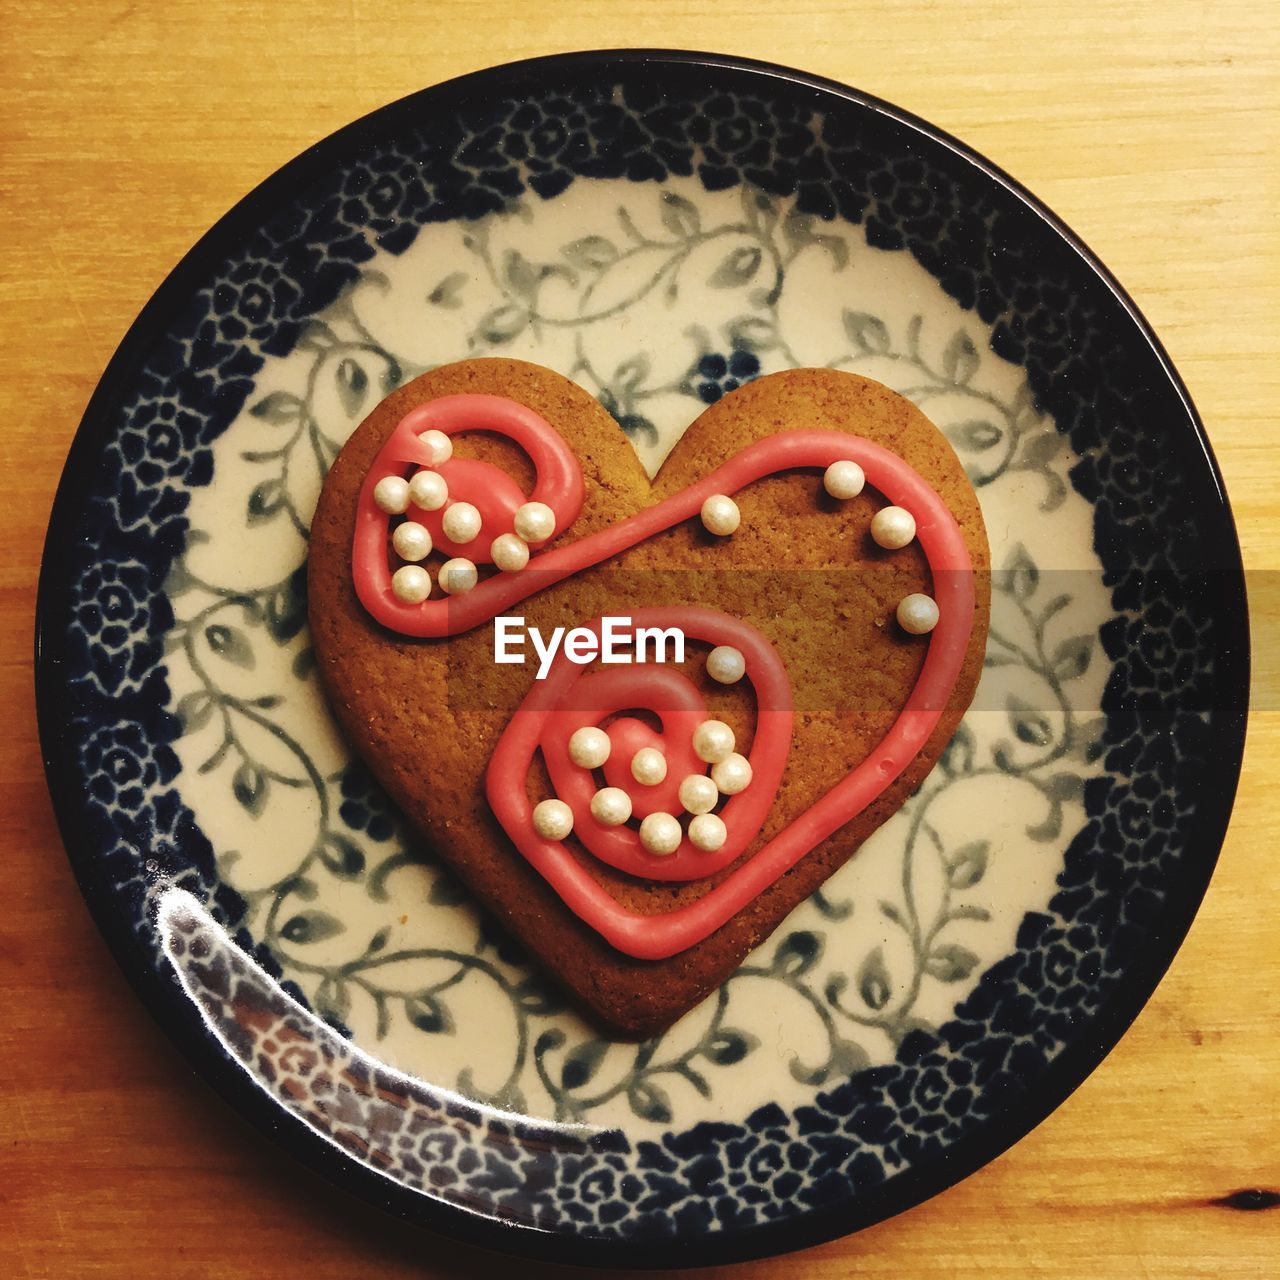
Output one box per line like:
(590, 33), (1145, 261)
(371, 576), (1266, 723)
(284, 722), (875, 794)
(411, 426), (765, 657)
(309, 358), (989, 1037)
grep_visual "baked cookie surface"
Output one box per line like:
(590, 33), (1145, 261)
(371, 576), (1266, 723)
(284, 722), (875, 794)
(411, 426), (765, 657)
(309, 357), (989, 1036)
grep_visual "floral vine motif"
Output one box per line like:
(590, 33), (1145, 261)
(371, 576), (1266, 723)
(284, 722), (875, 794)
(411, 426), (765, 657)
(428, 185), (1060, 494)
(238, 291), (412, 536)
(163, 179), (1110, 1127)
(450, 191), (778, 445)
(818, 545), (1102, 1040)
(833, 317), (1068, 509)
(167, 562), (316, 816)
(533, 930), (871, 1125)
(165, 562), (375, 985)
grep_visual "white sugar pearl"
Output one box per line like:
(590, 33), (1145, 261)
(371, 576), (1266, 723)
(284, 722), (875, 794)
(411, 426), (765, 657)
(514, 501), (556, 543)
(590, 787), (632, 827)
(391, 521), (432, 562)
(897, 592), (940, 635)
(631, 747), (668, 786)
(418, 429), (453, 466)
(712, 752), (753, 795)
(490, 532), (530, 573)
(532, 798), (573, 841)
(700, 493), (740, 536)
(692, 720), (735, 765)
(639, 811), (682, 856)
(824, 460), (866, 499)
(568, 726), (611, 769)
(391, 564), (431, 604)
(871, 506), (917, 549)
(408, 470), (448, 511)
(373, 475), (410, 515)
(706, 645), (746, 685)
(442, 502), (482, 544)
(688, 812), (727, 853)
(678, 774), (719, 816)
(438, 557), (478, 595)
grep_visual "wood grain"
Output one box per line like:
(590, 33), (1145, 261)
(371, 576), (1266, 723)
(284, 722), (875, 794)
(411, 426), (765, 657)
(1, 2), (1276, 1276)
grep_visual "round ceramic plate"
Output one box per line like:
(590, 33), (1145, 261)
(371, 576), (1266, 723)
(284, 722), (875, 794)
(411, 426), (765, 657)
(37, 51), (1247, 1267)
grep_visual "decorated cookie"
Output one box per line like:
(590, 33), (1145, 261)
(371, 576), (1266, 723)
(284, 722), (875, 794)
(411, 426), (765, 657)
(308, 358), (990, 1037)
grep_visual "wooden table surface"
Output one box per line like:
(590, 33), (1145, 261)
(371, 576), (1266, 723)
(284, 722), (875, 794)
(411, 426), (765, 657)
(2, 2), (1276, 1276)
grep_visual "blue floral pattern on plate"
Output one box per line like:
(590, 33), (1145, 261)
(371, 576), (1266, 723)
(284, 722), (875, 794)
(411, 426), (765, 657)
(37, 53), (1246, 1267)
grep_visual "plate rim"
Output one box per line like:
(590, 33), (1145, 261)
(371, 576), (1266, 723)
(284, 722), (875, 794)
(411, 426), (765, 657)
(34, 46), (1250, 1269)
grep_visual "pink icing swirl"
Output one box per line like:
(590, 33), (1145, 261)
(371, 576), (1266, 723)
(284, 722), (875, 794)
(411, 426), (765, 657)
(353, 394), (585, 634)
(501, 609), (792, 883)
